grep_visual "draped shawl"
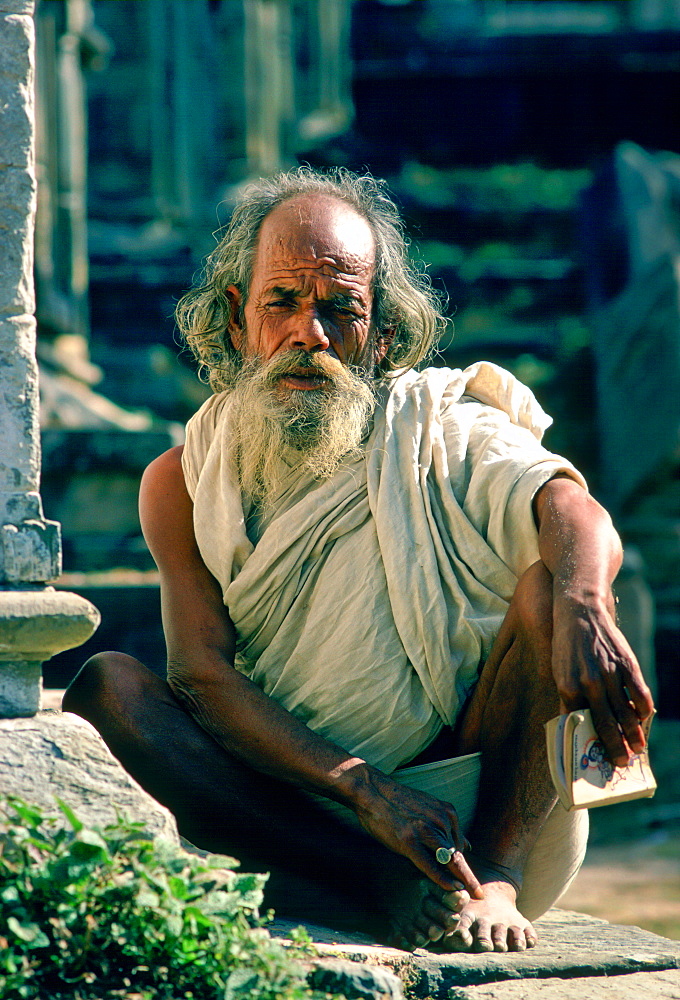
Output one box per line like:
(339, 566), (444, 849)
(182, 363), (585, 773)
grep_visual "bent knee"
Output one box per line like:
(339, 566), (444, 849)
(511, 561), (554, 641)
(62, 651), (149, 719)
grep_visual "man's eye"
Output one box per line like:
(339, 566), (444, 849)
(328, 304), (359, 318)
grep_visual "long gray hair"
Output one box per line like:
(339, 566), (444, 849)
(176, 166), (446, 391)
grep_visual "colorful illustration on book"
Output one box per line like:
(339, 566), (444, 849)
(579, 738), (614, 786)
(578, 737), (651, 791)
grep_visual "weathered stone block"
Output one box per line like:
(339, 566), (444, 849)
(446, 969), (680, 999)
(0, 588), (99, 715)
(309, 958), (404, 999)
(0, 167), (36, 316)
(0, 588), (99, 659)
(0, 315), (41, 494)
(0, 10), (34, 91)
(1, 519), (61, 582)
(0, 710), (179, 840)
(0, 3), (35, 16)
(3, 490), (43, 522)
(0, 659), (41, 716)
(0, 75), (34, 168)
(272, 909), (680, 1000)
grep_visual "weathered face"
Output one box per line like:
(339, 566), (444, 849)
(227, 194), (387, 390)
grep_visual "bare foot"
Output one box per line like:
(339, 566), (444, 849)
(442, 880), (537, 952)
(385, 880), (471, 951)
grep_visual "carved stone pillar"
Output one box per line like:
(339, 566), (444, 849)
(0, 0), (99, 717)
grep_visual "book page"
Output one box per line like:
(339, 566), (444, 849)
(570, 708), (656, 806)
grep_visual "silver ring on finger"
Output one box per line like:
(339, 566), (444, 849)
(435, 846), (458, 865)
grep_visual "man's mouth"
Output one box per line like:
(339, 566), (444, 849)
(278, 369), (331, 390)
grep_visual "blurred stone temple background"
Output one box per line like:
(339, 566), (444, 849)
(26, 0), (678, 727)
(11, 0), (680, 719)
(0, 0), (99, 717)
(0, 0), (679, 944)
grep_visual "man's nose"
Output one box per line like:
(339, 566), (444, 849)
(289, 310), (330, 353)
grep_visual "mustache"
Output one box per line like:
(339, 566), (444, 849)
(248, 349), (349, 387)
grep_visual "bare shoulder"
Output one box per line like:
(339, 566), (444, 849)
(532, 472), (587, 523)
(141, 444), (185, 494)
(139, 445), (195, 569)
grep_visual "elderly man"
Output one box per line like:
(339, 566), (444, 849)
(64, 168), (653, 953)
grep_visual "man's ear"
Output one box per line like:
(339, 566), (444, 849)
(226, 285), (244, 352)
(375, 328), (396, 363)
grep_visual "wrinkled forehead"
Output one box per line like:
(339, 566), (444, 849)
(253, 194), (376, 279)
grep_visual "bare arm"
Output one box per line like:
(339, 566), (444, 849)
(139, 446), (481, 895)
(533, 476), (655, 765)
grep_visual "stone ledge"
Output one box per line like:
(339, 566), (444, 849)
(446, 969), (680, 998)
(270, 909), (680, 999)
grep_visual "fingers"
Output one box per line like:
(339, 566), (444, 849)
(414, 844), (483, 898)
(444, 849), (484, 900)
(590, 665), (652, 765)
(440, 887), (471, 912)
(588, 699), (634, 766)
(413, 895), (461, 943)
(388, 889), (462, 951)
(554, 607), (655, 766)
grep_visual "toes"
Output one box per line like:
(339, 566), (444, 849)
(444, 925), (474, 951)
(507, 925), (527, 951)
(447, 916), (497, 953)
(491, 924), (509, 952)
(471, 919), (494, 953)
(441, 911), (476, 951)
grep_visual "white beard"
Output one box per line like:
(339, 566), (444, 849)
(227, 349), (377, 510)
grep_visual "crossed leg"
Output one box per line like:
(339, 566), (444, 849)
(446, 559), (561, 951)
(63, 559), (570, 951)
(62, 654), (453, 941)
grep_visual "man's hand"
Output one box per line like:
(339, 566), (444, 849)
(351, 767), (483, 899)
(552, 592), (653, 766)
(534, 476), (655, 765)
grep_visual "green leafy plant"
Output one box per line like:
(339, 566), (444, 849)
(0, 796), (335, 1000)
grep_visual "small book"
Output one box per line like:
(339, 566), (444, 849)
(545, 708), (656, 811)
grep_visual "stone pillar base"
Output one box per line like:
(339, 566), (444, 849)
(0, 588), (100, 717)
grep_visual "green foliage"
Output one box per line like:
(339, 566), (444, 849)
(0, 796), (334, 1000)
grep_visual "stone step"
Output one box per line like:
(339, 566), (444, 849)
(270, 909), (680, 999)
(446, 969), (680, 999)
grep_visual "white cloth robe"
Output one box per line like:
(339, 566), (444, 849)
(181, 362), (587, 775)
